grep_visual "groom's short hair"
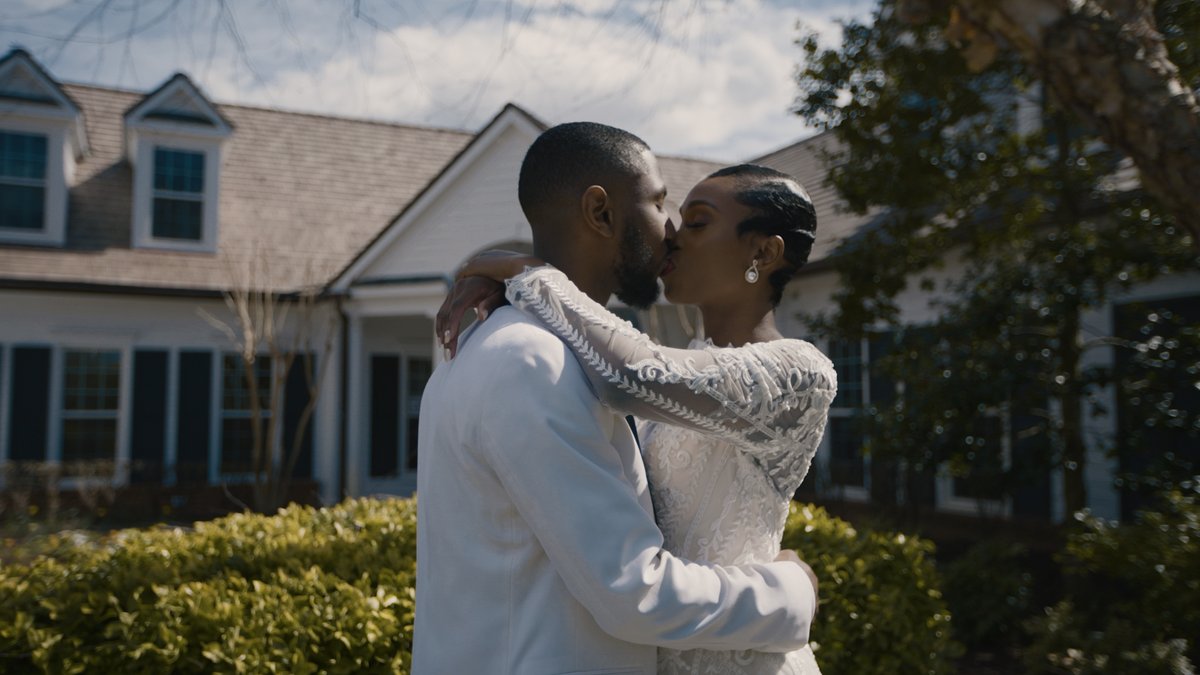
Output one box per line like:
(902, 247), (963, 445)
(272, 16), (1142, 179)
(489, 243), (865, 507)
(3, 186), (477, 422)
(518, 122), (651, 224)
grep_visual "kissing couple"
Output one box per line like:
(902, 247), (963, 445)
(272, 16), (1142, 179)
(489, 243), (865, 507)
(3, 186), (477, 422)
(413, 121), (838, 675)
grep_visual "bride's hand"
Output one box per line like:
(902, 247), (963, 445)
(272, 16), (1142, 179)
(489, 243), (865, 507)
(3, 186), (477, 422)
(436, 275), (507, 359)
(436, 251), (547, 359)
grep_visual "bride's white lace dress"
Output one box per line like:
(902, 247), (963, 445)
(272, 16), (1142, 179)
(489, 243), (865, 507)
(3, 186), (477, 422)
(506, 267), (838, 675)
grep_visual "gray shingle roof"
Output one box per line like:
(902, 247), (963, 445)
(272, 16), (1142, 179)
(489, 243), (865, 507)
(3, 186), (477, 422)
(657, 154), (725, 217)
(0, 84), (474, 294)
(0, 82), (731, 294)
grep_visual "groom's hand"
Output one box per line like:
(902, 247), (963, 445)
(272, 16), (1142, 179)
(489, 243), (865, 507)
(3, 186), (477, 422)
(775, 549), (819, 615)
(436, 275), (507, 358)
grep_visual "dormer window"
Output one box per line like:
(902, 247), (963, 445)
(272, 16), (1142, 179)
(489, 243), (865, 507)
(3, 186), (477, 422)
(0, 130), (48, 231)
(152, 147), (205, 241)
(0, 49), (87, 247)
(125, 73), (232, 253)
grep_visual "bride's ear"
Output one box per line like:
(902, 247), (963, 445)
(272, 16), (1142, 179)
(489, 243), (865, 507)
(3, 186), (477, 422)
(756, 234), (787, 273)
(580, 185), (616, 239)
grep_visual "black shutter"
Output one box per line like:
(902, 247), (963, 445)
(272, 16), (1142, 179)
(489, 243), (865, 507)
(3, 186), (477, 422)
(176, 351), (212, 484)
(370, 355), (400, 478)
(130, 350), (168, 483)
(283, 355), (315, 479)
(8, 346), (52, 461)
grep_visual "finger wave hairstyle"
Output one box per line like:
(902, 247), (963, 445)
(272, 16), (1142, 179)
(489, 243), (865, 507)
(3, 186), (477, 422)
(708, 164), (817, 306)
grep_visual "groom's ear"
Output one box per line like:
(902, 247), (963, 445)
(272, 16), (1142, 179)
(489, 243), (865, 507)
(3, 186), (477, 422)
(580, 185), (616, 239)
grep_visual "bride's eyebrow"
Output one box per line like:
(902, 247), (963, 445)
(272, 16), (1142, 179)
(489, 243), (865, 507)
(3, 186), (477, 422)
(681, 199), (719, 215)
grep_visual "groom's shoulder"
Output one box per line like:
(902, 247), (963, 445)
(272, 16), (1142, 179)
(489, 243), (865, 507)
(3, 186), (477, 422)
(461, 307), (573, 377)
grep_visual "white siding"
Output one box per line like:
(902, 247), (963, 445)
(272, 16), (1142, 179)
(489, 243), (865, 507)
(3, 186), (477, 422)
(360, 125), (535, 281)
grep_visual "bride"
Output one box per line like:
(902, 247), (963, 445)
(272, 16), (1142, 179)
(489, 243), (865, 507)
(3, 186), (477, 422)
(439, 163), (836, 674)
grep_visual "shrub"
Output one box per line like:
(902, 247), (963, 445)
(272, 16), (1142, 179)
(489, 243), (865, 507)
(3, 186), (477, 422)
(1, 498), (953, 674)
(1023, 488), (1200, 674)
(0, 497), (417, 674)
(941, 540), (1035, 651)
(781, 503), (960, 675)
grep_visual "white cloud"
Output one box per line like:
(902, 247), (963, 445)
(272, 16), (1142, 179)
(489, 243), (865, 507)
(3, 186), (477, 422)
(2, 0), (873, 159)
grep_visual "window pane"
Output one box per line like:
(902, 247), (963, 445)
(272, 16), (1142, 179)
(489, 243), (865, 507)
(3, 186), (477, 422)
(829, 339), (863, 408)
(222, 354), (272, 411)
(221, 354), (271, 476)
(221, 418), (257, 474)
(153, 147), (204, 193)
(405, 357), (433, 472)
(829, 417), (866, 487)
(0, 183), (45, 230)
(62, 418), (117, 464)
(152, 197), (202, 240)
(0, 131), (48, 179)
(64, 351), (120, 412)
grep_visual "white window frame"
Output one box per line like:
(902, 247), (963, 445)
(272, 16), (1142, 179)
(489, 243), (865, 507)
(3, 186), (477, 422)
(212, 351), (277, 483)
(822, 335), (871, 502)
(936, 405), (1013, 517)
(49, 343), (133, 488)
(401, 353), (432, 476)
(149, 146), (206, 241)
(0, 115), (73, 247)
(362, 345), (430, 496)
(130, 128), (223, 253)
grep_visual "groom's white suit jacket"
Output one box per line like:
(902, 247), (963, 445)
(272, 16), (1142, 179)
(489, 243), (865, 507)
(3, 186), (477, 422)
(413, 309), (816, 675)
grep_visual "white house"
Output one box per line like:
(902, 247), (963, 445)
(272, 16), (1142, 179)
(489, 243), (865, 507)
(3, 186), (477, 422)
(1, 48), (1192, 524)
(0, 49), (719, 512)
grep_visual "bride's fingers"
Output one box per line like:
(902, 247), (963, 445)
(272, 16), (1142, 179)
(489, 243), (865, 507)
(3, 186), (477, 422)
(439, 278), (507, 358)
(476, 289), (506, 321)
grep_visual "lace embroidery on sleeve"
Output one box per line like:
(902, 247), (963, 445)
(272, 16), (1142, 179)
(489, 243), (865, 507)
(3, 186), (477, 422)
(506, 266), (837, 497)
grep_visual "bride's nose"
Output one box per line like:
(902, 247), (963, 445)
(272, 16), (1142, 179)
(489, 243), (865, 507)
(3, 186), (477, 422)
(665, 218), (678, 241)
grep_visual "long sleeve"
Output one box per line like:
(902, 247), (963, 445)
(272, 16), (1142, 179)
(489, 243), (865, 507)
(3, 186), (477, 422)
(477, 321), (817, 652)
(505, 265), (838, 497)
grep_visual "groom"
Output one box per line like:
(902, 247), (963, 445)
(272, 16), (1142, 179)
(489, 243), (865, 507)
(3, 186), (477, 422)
(412, 122), (818, 674)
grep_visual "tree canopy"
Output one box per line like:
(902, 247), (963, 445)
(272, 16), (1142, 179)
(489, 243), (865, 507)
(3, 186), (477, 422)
(795, 0), (1199, 515)
(895, 0), (1200, 247)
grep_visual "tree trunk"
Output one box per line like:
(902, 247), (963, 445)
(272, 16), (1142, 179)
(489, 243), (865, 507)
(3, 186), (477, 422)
(899, 0), (1200, 246)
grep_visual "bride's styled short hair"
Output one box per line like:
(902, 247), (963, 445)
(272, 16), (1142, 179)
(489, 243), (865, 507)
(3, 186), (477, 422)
(708, 164), (817, 306)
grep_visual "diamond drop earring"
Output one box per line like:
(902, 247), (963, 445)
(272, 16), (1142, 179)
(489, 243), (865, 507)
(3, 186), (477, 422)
(744, 260), (760, 284)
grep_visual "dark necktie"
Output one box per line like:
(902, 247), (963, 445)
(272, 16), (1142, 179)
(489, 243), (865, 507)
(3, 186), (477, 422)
(625, 415), (640, 449)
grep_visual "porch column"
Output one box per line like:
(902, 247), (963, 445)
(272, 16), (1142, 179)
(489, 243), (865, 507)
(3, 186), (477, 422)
(344, 312), (365, 498)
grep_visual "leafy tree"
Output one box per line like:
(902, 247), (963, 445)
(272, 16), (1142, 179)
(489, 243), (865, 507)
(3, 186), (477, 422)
(794, 1), (1199, 515)
(894, 0), (1200, 247)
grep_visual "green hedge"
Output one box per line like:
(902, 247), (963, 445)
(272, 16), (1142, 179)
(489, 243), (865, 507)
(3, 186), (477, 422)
(1023, 488), (1200, 674)
(782, 503), (959, 674)
(1, 498), (954, 674)
(1, 498), (417, 674)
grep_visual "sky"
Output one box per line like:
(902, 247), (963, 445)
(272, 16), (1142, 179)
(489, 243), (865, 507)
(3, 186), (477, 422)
(1, 0), (875, 161)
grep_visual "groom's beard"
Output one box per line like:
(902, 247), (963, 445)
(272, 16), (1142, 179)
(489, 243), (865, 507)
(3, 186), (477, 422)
(613, 222), (661, 309)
